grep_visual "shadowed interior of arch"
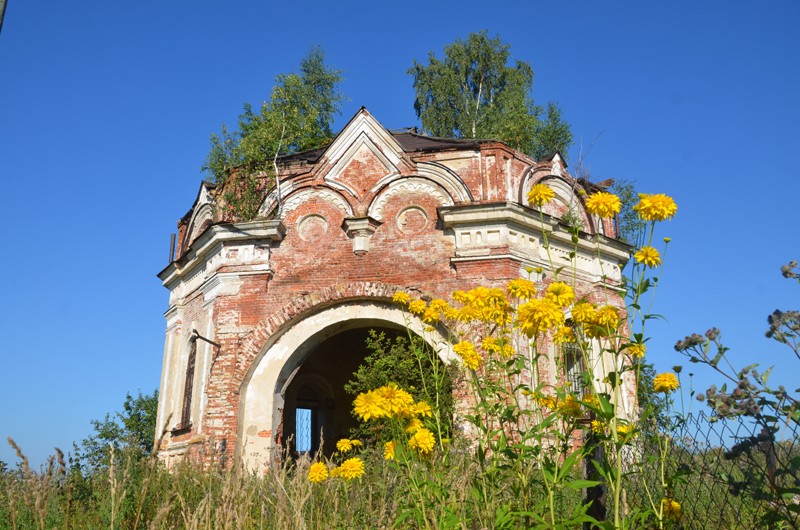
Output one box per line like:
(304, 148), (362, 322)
(281, 327), (400, 457)
(280, 326), (452, 458)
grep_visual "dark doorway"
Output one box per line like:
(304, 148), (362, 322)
(281, 327), (402, 456)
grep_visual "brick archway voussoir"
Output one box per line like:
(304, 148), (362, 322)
(234, 281), (415, 382)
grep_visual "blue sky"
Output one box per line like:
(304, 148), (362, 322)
(1, 1), (798, 466)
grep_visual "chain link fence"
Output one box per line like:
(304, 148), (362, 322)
(622, 411), (800, 529)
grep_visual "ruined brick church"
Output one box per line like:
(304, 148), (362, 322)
(155, 108), (632, 471)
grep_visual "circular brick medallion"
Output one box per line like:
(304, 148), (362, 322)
(297, 214), (328, 242)
(396, 206), (428, 234)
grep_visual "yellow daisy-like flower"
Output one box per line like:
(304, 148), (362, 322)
(456, 305), (479, 323)
(517, 298), (565, 337)
(558, 396), (583, 419)
(634, 246), (661, 268)
(661, 498), (682, 520)
(376, 383), (415, 416)
(392, 291), (410, 305)
(482, 336), (500, 353)
(336, 438), (355, 453)
(483, 337), (515, 358)
(337, 457), (365, 481)
(585, 191), (622, 219)
(407, 299), (427, 315)
(587, 305), (620, 337)
(536, 395), (556, 410)
(616, 422), (635, 437)
(627, 342), (646, 358)
(653, 373), (680, 393)
(453, 340), (482, 370)
(633, 193), (677, 222)
(452, 290), (469, 304)
(527, 183), (556, 207)
(429, 299), (450, 313)
(507, 278), (537, 300)
(571, 301), (596, 324)
(422, 307), (440, 324)
(546, 281), (575, 308)
(353, 389), (388, 421)
(590, 419), (605, 435)
(408, 427), (436, 455)
(553, 326), (576, 344)
(442, 306), (460, 320)
(594, 305), (620, 327)
(384, 440), (396, 461)
(582, 393), (600, 409)
(411, 401), (433, 417)
(405, 416), (424, 434)
(308, 462), (328, 483)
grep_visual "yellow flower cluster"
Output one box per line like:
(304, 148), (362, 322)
(634, 193), (678, 222)
(507, 278), (537, 300)
(535, 393), (589, 420)
(482, 337), (514, 358)
(586, 305), (621, 338)
(353, 383), (419, 421)
(408, 299), (427, 315)
(453, 286), (512, 325)
(557, 396), (583, 419)
(335, 438), (362, 453)
(310, 455), (366, 483)
(517, 298), (565, 337)
(661, 497), (682, 520)
(585, 191), (622, 219)
(335, 457), (365, 480)
(653, 372), (680, 393)
(634, 246), (661, 268)
(454, 340), (482, 370)
(616, 422), (635, 437)
(553, 326), (575, 344)
(527, 183), (555, 207)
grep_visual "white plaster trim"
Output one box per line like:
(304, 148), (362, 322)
(280, 187), (353, 217)
(440, 202), (630, 286)
(323, 109), (405, 166)
(412, 162), (473, 202)
(259, 179), (295, 217)
(368, 177), (455, 221)
(159, 220), (286, 291)
(325, 131), (400, 194)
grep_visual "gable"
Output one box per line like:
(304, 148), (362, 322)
(320, 108), (410, 201)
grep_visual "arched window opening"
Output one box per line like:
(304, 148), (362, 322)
(563, 341), (586, 400)
(175, 339), (197, 432)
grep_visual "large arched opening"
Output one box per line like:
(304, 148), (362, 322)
(238, 300), (454, 471)
(281, 327), (412, 457)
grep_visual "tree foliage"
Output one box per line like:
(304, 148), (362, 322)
(345, 330), (455, 440)
(610, 178), (647, 245)
(203, 46), (344, 219)
(408, 31), (572, 159)
(73, 389), (158, 471)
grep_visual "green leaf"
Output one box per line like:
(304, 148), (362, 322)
(564, 479), (602, 490)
